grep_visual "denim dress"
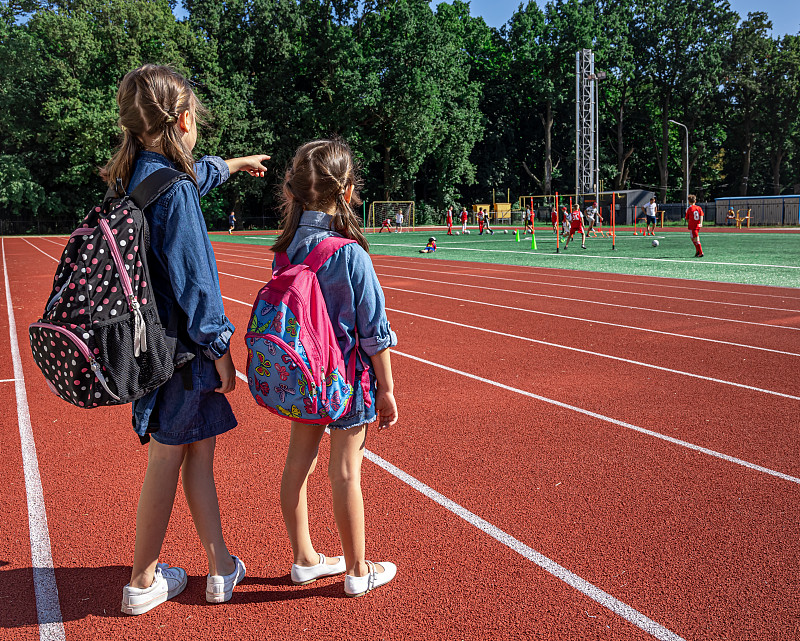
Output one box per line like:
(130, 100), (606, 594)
(130, 151), (237, 445)
(277, 211), (398, 429)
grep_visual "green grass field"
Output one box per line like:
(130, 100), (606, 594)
(216, 227), (800, 288)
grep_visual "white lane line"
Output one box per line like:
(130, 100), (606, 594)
(377, 273), (800, 332)
(213, 246), (800, 312)
(383, 286), (800, 357)
(371, 255), (800, 301)
(217, 258), (272, 271)
(2, 239), (66, 641)
(1, 378), (21, 383)
(224, 293), (799, 482)
(29, 240), (272, 284)
(365, 451), (686, 641)
(368, 242), (800, 270)
(392, 349), (800, 485)
(217, 272), (798, 357)
(236, 364), (686, 640)
(220, 271), (266, 283)
(386, 307), (800, 401)
(372, 263), (800, 314)
(22, 238), (61, 262)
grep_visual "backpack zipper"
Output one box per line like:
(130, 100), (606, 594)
(30, 322), (121, 401)
(98, 217), (147, 356)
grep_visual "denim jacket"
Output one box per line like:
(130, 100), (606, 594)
(276, 211), (397, 370)
(129, 151), (234, 439)
(128, 151), (234, 360)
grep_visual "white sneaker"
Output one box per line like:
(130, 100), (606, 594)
(121, 563), (187, 615)
(344, 561), (397, 597)
(206, 555), (246, 603)
(291, 553), (346, 585)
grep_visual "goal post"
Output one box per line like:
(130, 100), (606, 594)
(368, 201), (415, 231)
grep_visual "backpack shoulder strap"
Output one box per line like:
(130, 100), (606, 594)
(129, 167), (193, 211)
(303, 236), (356, 273)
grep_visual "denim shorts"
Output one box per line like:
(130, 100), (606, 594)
(138, 353), (238, 445)
(328, 369), (377, 430)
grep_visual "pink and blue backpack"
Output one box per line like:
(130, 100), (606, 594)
(246, 236), (370, 424)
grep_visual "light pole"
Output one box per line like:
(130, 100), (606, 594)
(668, 119), (689, 206)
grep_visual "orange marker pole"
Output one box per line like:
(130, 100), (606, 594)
(555, 192), (560, 253)
(611, 193), (616, 250)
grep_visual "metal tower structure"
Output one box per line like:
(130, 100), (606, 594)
(575, 49), (596, 204)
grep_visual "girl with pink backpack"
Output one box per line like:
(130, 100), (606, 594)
(268, 138), (399, 596)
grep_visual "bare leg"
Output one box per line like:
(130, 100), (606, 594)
(280, 421), (327, 566)
(181, 436), (234, 577)
(129, 440), (186, 588)
(328, 424), (369, 577)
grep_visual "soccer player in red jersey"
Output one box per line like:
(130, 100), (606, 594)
(446, 206), (454, 235)
(550, 207), (558, 235)
(460, 207), (468, 233)
(563, 204), (587, 249)
(685, 194), (704, 257)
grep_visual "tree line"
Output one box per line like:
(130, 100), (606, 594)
(1, 0), (798, 231)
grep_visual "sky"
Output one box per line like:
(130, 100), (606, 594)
(430, 0), (800, 36)
(172, 1), (800, 36)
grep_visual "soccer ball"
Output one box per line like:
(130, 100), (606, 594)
(503, 229), (508, 234)
(652, 239), (659, 247)
(464, 229), (470, 235)
(455, 231), (460, 235)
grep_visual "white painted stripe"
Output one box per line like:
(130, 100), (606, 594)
(217, 258), (272, 271)
(235, 357), (685, 639)
(22, 238), (60, 261)
(0, 377), (21, 383)
(373, 262), (800, 314)
(368, 241), (800, 270)
(225, 294), (798, 481)
(383, 286), (800, 357)
(392, 349), (800, 485)
(371, 255), (800, 301)
(2, 239), (66, 641)
(220, 271), (267, 284)
(365, 450), (686, 641)
(223, 295), (255, 307)
(377, 273), (800, 332)
(385, 307), (800, 401)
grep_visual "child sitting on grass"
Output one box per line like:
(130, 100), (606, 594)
(419, 237), (437, 253)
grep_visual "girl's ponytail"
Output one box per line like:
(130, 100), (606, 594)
(273, 138), (368, 254)
(102, 65), (207, 191)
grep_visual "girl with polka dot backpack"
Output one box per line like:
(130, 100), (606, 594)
(30, 65), (270, 616)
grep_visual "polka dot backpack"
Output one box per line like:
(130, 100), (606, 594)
(28, 168), (188, 408)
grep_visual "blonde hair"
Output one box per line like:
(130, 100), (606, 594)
(102, 64), (207, 189)
(272, 138), (367, 253)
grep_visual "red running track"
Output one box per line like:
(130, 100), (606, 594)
(1, 236), (799, 641)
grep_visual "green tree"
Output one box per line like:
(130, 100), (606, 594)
(0, 0), (204, 223)
(723, 12), (773, 196)
(758, 33), (800, 194)
(632, 0), (737, 202)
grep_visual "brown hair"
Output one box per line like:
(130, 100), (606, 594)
(688, 194), (697, 204)
(102, 64), (208, 190)
(272, 138), (367, 253)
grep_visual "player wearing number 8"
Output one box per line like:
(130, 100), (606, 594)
(685, 194), (704, 258)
